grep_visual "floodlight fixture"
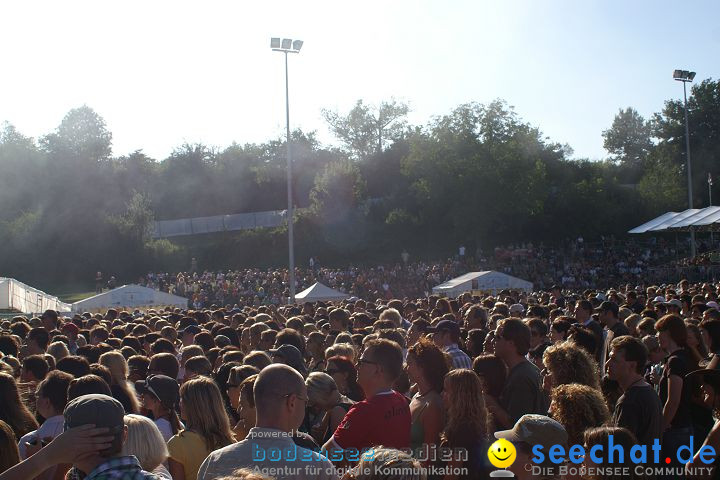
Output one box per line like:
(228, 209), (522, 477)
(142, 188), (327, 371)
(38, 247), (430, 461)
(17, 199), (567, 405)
(292, 40), (303, 51)
(281, 38), (292, 49)
(673, 69), (696, 82)
(271, 38), (281, 49)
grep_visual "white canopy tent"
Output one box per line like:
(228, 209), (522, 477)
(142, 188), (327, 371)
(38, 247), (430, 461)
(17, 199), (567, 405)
(432, 271), (534, 297)
(0, 278), (71, 314)
(71, 284), (188, 313)
(294, 282), (350, 303)
(629, 207), (720, 233)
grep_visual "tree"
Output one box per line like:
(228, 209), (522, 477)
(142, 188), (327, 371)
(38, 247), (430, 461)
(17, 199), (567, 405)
(602, 107), (653, 169)
(652, 79), (720, 207)
(41, 105), (112, 164)
(110, 191), (155, 245)
(322, 99), (409, 159)
(310, 160), (367, 223)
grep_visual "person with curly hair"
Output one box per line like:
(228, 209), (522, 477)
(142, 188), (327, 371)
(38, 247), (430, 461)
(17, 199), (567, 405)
(440, 369), (489, 480)
(549, 383), (610, 446)
(406, 337), (449, 452)
(542, 341), (600, 394)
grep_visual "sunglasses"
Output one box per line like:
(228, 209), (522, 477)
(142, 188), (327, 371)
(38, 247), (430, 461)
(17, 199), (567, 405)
(355, 358), (379, 368)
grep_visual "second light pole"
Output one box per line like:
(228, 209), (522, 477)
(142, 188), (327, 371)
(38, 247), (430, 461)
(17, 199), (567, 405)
(674, 69), (696, 258)
(272, 37), (303, 303)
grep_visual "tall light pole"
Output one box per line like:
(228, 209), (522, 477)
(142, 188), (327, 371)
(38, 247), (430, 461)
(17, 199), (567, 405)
(272, 37), (303, 303)
(710, 173), (714, 245)
(673, 69), (696, 258)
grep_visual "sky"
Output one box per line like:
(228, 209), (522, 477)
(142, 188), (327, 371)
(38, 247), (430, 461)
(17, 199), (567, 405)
(1, 0), (719, 161)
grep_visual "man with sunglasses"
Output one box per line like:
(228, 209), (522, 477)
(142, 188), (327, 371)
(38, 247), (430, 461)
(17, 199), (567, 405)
(321, 339), (410, 463)
(198, 364), (338, 480)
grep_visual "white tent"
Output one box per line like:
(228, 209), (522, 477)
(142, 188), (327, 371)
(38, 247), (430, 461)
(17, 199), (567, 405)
(629, 207), (720, 233)
(295, 282), (350, 303)
(0, 277), (71, 314)
(71, 284), (188, 313)
(432, 271), (533, 297)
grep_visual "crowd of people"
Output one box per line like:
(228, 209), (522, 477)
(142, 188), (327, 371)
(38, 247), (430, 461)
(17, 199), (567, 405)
(135, 237), (718, 309)
(0, 278), (719, 480)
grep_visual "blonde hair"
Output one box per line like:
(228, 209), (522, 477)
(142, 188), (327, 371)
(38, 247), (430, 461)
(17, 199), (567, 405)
(379, 308), (402, 326)
(352, 447), (426, 480)
(180, 376), (235, 450)
(122, 414), (168, 471)
(99, 351), (140, 413)
(442, 369), (487, 444)
(325, 343), (357, 363)
(47, 341), (70, 361)
(305, 372), (337, 407)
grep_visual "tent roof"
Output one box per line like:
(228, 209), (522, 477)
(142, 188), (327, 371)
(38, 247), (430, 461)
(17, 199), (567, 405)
(71, 284), (187, 312)
(433, 271), (532, 291)
(295, 282), (349, 301)
(0, 277), (71, 313)
(629, 207), (720, 233)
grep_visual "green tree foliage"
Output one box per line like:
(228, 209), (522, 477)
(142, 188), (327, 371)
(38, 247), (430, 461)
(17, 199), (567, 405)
(310, 160), (367, 223)
(1, 82), (718, 287)
(651, 79), (720, 207)
(602, 107), (653, 169)
(321, 99), (409, 160)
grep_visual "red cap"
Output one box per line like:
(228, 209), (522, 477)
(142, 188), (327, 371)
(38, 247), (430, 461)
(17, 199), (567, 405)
(61, 323), (79, 334)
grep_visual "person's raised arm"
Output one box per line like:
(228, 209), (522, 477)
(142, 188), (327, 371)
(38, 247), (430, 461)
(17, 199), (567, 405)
(0, 426), (113, 480)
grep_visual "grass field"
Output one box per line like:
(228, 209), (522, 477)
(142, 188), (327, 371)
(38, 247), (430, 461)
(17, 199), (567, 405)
(52, 289), (97, 304)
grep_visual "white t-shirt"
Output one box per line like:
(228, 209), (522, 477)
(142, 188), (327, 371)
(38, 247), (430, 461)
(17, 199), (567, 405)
(155, 418), (174, 442)
(18, 415), (64, 459)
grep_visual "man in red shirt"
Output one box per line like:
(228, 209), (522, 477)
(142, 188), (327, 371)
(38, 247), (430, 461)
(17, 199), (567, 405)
(322, 339), (410, 463)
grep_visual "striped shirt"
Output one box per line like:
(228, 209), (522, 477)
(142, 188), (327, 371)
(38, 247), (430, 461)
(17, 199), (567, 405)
(444, 344), (473, 370)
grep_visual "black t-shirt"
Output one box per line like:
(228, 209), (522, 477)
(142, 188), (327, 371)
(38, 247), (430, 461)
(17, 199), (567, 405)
(659, 349), (694, 428)
(499, 359), (547, 425)
(612, 382), (663, 447)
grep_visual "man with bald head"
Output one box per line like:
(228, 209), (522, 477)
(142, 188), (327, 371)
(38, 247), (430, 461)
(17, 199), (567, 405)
(197, 364), (338, 480)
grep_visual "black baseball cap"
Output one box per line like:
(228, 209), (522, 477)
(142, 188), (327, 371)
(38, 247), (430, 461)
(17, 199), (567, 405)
(595, 301), (619, 317)
(426, 319), (461, 336)
(135, 374), (180, 407)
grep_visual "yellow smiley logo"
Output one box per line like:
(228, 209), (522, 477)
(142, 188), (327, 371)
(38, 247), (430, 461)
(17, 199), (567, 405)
(488, 438), (517, 469)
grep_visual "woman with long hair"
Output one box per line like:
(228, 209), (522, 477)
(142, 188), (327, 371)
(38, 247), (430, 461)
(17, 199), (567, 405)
(168, 376), (235, 480)
(655, 314), (700, 469)
(542, 341), (600, 394)
(472, 354), (507, 432)
(234, 374), (257, 440)
(549, 383), (610, 446)
(0, 373), (37, 440)
(99, 351), (140, 413)
(440, 369), (489, 480)
(0, 420), (20, 474)
(406, 338), (448, 452)
(136, 374), (182, 442)
(325, 355), (364, 401)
